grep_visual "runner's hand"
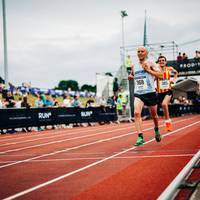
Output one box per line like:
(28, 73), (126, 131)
(142, 63), (151, 72)
(170, 80), (175, 88)
(128, 74), (134, 80)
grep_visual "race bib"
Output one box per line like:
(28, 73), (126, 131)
(135, 77), (148, 91)
(160, 80), (170, 90)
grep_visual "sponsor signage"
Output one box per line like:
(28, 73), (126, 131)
(0, 107), (117, 129)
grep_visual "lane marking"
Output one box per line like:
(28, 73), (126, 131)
(3, 121), (200, 200)
(1, 115), (197, 144)
(0, 126), (135, 154)
(0, 118), (198, 169)
(0, 127), (152, 169)
(0, 122), (135, 143)
(0, 123), (135, 146)
(0, 117), (192, 155)
(0, 154), (195, 163)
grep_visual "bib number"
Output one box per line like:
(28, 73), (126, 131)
(160, 80), (170, 90)
(135, 77), (148, 91)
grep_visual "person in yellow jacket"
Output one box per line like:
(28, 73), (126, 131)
(156, 56), (178, 131)
(118, 88), (127, 115)
(125, 55), (133, 72)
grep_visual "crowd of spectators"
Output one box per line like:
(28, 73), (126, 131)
(0, 87), (98, 134)
(176, 50), (200, 62)
(172, 96), (193, 105)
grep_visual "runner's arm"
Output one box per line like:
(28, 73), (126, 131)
(168, 66), (178, 83)
(128, 65), (134, 80)
(142, 63), (163, 79)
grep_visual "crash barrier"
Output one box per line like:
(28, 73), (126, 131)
(142, 104), (200, 118)
(158, 104), (200, 117)
(167, 58), (200, 75)
(0, 106), (117, 129)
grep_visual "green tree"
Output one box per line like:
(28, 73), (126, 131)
(0, 76), (5, 84)
(58, 80), (79, 91)
(81, 84), (96, 92)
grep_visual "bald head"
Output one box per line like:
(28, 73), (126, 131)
(137, 46), (148, 61)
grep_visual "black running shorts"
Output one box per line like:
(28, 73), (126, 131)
(157, 90), (173, 105)
(134, 92), (158, 106)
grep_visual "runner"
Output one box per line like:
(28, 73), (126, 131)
(128, 46), (163, 146)
(157, 55), (178, 131)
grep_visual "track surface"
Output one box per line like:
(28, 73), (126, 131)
(0, 115), (199, 200)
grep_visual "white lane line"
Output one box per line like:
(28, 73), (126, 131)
(0, 127), (150, 169)
(0, 123), (135, 146)
(0, 126), (134, 154)
(0, 154), (195, 163)
(0, 117), (192, 155)
(0, 152), (106, 156)
(2, 121), (200, 200)
(0, 122), (135, 143)
(0, 118), (197, 169)
(1, 115), (195, 143)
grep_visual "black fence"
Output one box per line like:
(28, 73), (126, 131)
(167, 58), (200, 76)
(143, 104), (200, 117)
(0, 106), (117, 129)
(158, 104), (200, 117)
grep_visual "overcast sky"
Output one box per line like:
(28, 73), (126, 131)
(0, 0), (200, 89)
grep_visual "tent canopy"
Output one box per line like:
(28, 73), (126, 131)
(173, 78), (198, 98)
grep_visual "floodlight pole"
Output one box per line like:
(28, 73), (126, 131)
(121, 16), (125, 66)
(121, 11), (128, 67)
(2, 0), (9, 89)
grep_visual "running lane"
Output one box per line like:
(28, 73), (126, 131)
(0, 115), (199, 200)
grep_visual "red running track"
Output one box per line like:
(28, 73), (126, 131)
(0, 115), (199, 200)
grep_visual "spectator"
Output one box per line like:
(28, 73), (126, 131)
(182, 96), (189, 105)
(125, 55), (133, 72)
(52, 95), (59, 107)
(182, 53), (188, 62)
(173, 98), (180, 104)
(71, 95), (81, 127)
(106, 96), (116, 107)
(85, 98), (95, 107)
(34, 94), (44, 131)
(0, 98), (3, 108)
(194, 50), (200, 60)
(177, 52), (182, 62)
(21, 96), (31, 108)
(178, 96), (183, 104)
(15, 97), (22, 108)
(40, 94), (47, 107)
(63, 95), (71, 107)
(0, 83), (5, 93)
(21, 96), (31, 132)
(113, 78), (119, 96)
(71, 95), (81, 107)
(118, 88), (127, 115)
(35, 94), (44, 108)
(85, 98), (95, 127)
(117, 94), (123, 116)
(45, 95), (54, 107)
(4, 91), (16, 108)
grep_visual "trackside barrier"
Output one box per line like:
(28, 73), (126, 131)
(0, 106), (117, 129)
(157, 150), (200, 200)
(158, 104), (200, 117)
(141, 104), (200, 118)
(167, 58), (200, 75)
